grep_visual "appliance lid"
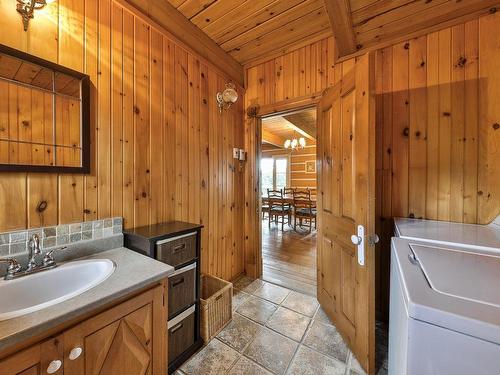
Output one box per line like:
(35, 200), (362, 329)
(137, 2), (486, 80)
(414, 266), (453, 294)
(392, 237), (500, 345)
(411, 244), (500, 308)
(394, 217), (500, 252)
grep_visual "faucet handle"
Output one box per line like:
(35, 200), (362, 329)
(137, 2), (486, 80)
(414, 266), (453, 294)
(43, 246), (67, 267)
(0, 258), (22, 279)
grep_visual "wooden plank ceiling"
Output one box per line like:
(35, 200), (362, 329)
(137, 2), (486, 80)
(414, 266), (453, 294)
(166, 0), (332, 65)
(325, 0), (500, 60)
(262, 108), (317, 148)
(167, 0), (500, 64)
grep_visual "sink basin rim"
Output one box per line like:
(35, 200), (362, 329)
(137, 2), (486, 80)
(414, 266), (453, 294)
(0, 258), (115, 321)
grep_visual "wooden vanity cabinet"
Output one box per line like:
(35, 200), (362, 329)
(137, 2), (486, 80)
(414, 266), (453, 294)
(0, 335), (64, 375)
(0, 282), (167, 375)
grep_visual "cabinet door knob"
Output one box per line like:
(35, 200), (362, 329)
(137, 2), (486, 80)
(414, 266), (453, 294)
(47, 359), (62, 374)
(69, 347), (83, 360)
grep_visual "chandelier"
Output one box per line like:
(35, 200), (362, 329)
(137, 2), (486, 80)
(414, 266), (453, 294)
(284, 136), (306, 151)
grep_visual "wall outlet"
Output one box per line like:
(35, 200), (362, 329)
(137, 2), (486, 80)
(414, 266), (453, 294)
(233, 148), (239, 159)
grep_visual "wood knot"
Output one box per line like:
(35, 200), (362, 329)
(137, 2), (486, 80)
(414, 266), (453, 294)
(203, 99), (207, 104)
(415, 130), (421, 137)
(142, 192), (147, 198)
(456, 56), (467, 68)
(134, 106), (140, 115)
(489, 7), (497, 14)
(404, 42), (410, 50)
(403, 127), (410, 137)
(420, 61), (425, 67)
(83, 209), (91, 214)
(22, 120), (30, 127)
(493, 123), (500, 130)
(443, 112), (451, 117)
(356, 44), (363, 50)
(387, 148), (391, 155)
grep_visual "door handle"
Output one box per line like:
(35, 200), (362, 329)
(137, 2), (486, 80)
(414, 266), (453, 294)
(351, 225), (365, 266)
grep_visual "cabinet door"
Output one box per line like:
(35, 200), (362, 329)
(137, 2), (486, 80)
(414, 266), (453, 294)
(63, 284), (166, 375)
(0, 336), (64, 375)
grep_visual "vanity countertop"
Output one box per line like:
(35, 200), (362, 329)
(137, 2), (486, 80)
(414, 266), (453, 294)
(0, 247), (174, 354)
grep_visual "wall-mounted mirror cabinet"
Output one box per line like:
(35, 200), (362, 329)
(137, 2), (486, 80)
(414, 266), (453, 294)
(0, 44), (90, 173)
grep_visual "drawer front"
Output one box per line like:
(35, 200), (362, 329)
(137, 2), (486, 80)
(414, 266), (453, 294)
(168, 306), (195, 363)
(156, 233), (196, 267)
(168, 263), (197, 318)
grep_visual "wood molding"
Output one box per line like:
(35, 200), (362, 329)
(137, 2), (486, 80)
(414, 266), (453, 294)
(123, 0), (244, 86)
(262, 129), (286, 148)
(323, 0), (357, 59)
(257, 93), (322, 118)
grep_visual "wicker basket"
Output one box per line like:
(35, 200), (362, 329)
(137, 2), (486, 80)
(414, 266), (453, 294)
(200, 274), (233, 342)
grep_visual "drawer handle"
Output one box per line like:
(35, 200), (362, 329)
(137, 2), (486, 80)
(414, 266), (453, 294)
(172, 243), (186, 253)
(171, 323), (183, 334)
(69, 347), (83, 360)
(47, 359), (62, 374)
(171, 277), (185, 287)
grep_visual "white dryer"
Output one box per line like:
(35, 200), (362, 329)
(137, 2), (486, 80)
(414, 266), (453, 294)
(389, 217), (500, 375)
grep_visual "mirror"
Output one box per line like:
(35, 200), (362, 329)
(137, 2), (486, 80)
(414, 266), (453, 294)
(0, 44), (90, 173)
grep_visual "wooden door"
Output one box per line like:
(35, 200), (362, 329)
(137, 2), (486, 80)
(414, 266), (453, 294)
(63, 284), (166, 375)
(317, 52), (376, 374)
(0, 336), (64, 375)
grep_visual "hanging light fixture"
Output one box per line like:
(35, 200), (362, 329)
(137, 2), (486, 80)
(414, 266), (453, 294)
(16, 0), (54, 31)
(284, 134), (306, 151)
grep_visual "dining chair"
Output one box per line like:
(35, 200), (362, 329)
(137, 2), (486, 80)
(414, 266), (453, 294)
(261, 196), (270, 220)
(267, 189), (291, 231)
(283, 187), (295, 196)
(293, 189), (316, 232)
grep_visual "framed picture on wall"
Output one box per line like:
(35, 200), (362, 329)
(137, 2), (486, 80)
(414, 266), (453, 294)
(306, 161), (316, 173)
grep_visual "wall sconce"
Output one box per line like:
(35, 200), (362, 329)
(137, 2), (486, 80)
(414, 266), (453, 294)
(17, 0), (53, 31)
(216, 83), (238, 114)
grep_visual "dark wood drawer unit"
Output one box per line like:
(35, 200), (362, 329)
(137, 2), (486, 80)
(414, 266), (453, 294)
(168, 306), (196, 362)
(168, 263), (197, 318)
(123, 221), (203, 374)
(157, 233), (197, 267)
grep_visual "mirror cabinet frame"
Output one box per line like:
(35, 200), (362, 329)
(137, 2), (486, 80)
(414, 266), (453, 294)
(0, 44), (90, 174)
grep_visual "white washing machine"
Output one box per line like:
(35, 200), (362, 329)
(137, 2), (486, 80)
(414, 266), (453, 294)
(389, 217), (500, 375)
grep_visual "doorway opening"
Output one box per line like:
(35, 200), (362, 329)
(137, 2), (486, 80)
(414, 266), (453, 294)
(259, 107), (318, 296)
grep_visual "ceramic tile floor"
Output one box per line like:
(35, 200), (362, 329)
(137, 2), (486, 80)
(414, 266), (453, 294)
(177, 276), (388, 375)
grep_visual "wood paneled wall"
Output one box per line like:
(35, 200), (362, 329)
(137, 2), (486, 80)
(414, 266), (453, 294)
(245, 12), (500, 316)
(0, 0), (245, 280)
(246, 13), (500, 227)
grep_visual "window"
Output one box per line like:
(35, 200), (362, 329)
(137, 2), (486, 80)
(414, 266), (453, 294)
(260, 156), (289, 195)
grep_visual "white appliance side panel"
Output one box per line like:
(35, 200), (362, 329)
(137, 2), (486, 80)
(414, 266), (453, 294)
(407, 318), (500, 375)
(389, 247), (409, 375)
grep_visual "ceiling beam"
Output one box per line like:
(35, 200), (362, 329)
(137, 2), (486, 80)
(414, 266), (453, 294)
(283, 115), (316, 141)
(262, 129), (286, 148)
(323, 0), (357, 59)
(123, 0), (244, 86)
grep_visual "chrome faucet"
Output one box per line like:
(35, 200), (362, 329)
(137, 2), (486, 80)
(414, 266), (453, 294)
(0, 234), (67, 280)
(27, 234), (42, 271)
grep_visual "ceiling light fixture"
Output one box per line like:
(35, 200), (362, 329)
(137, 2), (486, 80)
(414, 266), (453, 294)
(216, 83), (238, 114)
(284, 136), (306, 151)
(16, 0), (53, 32)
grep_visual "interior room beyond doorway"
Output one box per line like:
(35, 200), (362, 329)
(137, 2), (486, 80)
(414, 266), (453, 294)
(260, 108), (317, 296)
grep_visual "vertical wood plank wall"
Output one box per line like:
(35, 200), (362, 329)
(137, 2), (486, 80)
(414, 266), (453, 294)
(0, 0), (245, 280)
(245, 13), (500, 316)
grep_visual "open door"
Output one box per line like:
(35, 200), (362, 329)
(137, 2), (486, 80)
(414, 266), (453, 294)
(316, 52), (376, 374)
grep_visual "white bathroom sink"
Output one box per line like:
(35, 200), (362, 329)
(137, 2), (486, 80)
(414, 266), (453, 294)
(0, 259), (115, 321)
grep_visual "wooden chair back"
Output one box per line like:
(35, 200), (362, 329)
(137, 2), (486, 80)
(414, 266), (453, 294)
(267, 189), (286, 212)
(283, 187), (295, 196)
(293, 189), (314, 215)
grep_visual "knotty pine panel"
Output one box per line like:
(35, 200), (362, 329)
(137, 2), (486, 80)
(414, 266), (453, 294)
(0, 0), (244, 280)
(245, 13), (500, 318)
